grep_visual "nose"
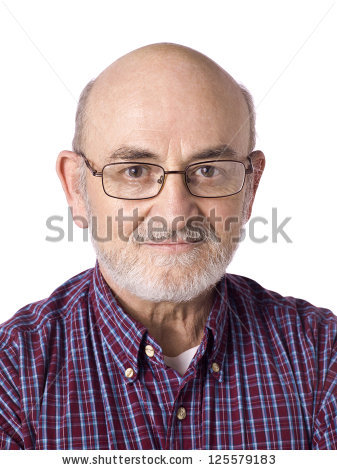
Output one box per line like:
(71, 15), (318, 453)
(152, 171), (199, 232)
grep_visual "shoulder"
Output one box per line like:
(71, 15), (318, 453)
(225, 274), (337, 447)
(225, 272), (337, 370)
(0, 267), (94, 351)
(225, 272), (337, 330)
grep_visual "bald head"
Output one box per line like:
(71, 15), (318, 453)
(72, 43), (255, 159)
(95, 43), (243, 99)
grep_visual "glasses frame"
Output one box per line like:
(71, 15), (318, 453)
(78, 152), (254, 200)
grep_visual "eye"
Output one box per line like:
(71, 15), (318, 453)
(123, 165), (148, 178)
(194, 165), (220, 178)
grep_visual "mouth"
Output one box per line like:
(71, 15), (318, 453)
(138, 234), (204, 243)
(146, 238), (201, 244)
(142, 239), (204, 252)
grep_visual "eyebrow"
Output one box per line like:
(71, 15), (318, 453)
(107, 145), (239, 163)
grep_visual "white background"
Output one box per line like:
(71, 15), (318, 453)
(0, 0), (336, 323)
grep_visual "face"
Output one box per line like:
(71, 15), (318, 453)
(80, 52), (256, 303)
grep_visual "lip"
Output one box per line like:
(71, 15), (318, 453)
(143, 242), (198, 252)
(141, 237), (202, 244)
(145, 241), (189, 245)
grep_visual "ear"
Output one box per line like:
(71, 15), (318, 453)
(244, 150), (265, 222)
(56, 150), (88, 228)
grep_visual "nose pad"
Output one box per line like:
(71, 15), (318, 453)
(156, 172), (190, 197)
(157, 171), (191, 189)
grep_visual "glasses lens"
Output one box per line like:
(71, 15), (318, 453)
(186, 161), (246, 197)
(102, 163), (164, 199)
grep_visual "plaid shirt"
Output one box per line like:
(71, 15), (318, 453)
(0, 261), (336, 450)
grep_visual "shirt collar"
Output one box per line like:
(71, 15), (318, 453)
(90, 260), (147, 382)
(89, 260), (229, 383)
(204, 276), (229, 383)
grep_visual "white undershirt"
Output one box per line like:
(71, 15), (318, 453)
(163, 345), (199, 376)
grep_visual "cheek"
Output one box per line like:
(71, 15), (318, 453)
(204, 195), (245, 238)
(85, 186), (118, 242)
(89, 195), (145, 245)
(113, 203), (148, 243)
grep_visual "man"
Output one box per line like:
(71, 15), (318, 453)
(0, 43), (336, 450)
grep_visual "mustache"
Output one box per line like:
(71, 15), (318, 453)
(131, 223), (220, 244)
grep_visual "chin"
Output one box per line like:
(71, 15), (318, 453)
(95, 240), (234, 303)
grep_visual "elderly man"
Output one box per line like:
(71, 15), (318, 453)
(0, 43), (336, 450)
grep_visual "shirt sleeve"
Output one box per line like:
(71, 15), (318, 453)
(0, 424), (23, 450)
(312, 395), (337, 449)
(311, 334), (337, 449)
(0, 338), (24, 449)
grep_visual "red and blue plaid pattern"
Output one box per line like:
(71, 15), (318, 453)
(0, 261), (336, 449)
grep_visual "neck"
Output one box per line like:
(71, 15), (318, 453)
(99, 263), (215, 356)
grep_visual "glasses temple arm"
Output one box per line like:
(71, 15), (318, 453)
(245, 155), (254, 174)
(79, 153), (102, 177)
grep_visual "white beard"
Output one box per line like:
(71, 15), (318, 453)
(86, 204), (241, 303)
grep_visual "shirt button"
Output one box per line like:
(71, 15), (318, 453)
(145, 345), (155, 357)
(125, 367), (134, 378)
(211, 362), (220, 373)
(177, 406), (187, 420)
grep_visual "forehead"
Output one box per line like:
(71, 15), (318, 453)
(85, 55), (250, 161)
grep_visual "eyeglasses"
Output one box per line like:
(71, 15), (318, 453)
(78, 152), (254, 200)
